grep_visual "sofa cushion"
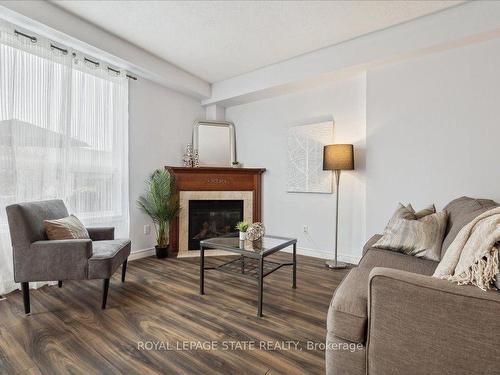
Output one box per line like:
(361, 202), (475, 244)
(88, 239), (131, 279)
(328, 248), (438, 344)
(360, 248), (438, 276)
(441, 197), (499, 257)
(328, 267), (368, 344)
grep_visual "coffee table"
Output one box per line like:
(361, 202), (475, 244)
(199, 234), (297, 317)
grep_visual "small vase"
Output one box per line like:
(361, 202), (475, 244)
(239, 231), (246, 241)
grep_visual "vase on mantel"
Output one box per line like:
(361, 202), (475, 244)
(193, 149), (200, 168)
(182, 143), (193, 167)
(239, 231), (246, 241)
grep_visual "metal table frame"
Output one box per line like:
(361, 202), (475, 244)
(199, 235), (297, 317)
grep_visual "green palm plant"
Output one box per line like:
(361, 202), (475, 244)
(137, 169), (180, 249)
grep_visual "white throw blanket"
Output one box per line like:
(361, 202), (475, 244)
(433, 206), (500, 290)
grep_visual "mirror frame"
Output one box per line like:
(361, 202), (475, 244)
(193, 120), (236, 166)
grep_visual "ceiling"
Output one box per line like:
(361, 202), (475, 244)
(52, 1), (463, 83)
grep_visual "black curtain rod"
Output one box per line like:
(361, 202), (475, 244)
(84, 57), (100, 67)
(14, 29), (138, 81)
(106, 65), (137, 80)
(14, 30), (36, 43)
(50, 44), (68, 55)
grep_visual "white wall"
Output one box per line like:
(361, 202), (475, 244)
(129, 78), (204, 255)
(366, 37), (500, 235)
(226, 75), (366, 263)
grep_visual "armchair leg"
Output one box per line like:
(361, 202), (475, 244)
(102, 279), (110, 309)
(58, 281), (63, 288)
(21, 282), (30, 315)
(121, 259), (128, 283)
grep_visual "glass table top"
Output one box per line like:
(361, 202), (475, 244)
(200, 233), (297, 256)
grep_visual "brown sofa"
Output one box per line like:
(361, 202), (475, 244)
(326, 197), (500, 375)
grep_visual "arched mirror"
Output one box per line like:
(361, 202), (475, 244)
(193, 120), (236, 167)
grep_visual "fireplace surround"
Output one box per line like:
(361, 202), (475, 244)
(166, 166), (265, 257)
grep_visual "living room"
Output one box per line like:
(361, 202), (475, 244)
(0, 1), (499, 374)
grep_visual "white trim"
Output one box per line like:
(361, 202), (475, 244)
(177, 249), (234, 258)
(281, 246), (361, 265)
(128, 245), (362, 264)
(129, 247), (155, 261)
(205, 1), (500, 107)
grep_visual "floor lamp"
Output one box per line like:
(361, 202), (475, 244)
(323, 144), (354, 269)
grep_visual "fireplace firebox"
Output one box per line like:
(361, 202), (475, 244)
(188, 200), (244, 250)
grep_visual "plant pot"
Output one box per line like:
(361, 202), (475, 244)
(239, 231), (246, 241)
(155, 245), (171, 259)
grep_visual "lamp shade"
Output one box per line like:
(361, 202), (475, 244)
(323, 144), (354, 171)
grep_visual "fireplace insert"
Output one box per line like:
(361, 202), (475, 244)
(188, 200), (244, 250)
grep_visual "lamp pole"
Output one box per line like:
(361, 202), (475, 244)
(322, 144), (353, 270)
(326, 169), (347, 269)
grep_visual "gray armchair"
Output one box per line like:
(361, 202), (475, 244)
(6, 199), (131, 314)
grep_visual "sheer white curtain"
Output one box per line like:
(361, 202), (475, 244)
(0, 21), (129, 295)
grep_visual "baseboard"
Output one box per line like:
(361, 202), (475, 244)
(129, 247), (155, 261)
(281, 246), (361, 265)
(177, 249), (235, 258)
(128, 245), (362, 265)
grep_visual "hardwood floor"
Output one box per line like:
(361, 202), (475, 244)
(0, 253), (349, 375)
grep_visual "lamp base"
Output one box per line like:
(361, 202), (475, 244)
(325, 260), (349, 269)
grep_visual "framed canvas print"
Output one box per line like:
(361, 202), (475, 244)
(287, 121), (333, 193)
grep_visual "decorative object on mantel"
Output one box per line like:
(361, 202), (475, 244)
(235, 221), (249, 240)
(323, 144), (355, 269)
(193, 120), (236, 167)
(231, 161), (241, 168)
(182, 143), (194, 167)
(287, 121), (334, 193)
(193, 148), (200, 168)
(137, 169), (180, 258)
(246, 222), (265, 241)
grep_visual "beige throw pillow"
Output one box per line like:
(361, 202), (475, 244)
(44, 215), (90, 240)
(409, 203), (436, 219)
(374, 203), (447, 261)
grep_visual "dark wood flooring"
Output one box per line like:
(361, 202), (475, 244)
(0, 253), (349, 375)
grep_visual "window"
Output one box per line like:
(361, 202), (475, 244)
(0, 22), (129, 294)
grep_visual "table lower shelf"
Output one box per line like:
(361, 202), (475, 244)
(208, 256), (293, 279)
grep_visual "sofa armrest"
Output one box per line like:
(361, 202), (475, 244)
(362, 234), (382, 256)
(367, 267), (500, 375)
(86, 227), (115, 241)
(18, 240), (93, 282)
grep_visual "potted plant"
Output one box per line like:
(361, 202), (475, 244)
(137, 169), (180, 258)
(235, 221), (249, 240)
